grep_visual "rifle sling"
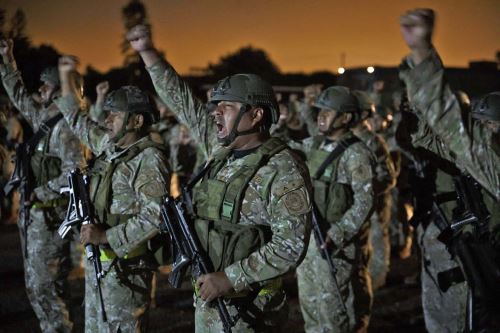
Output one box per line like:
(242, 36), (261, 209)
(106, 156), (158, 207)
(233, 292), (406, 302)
(25, 113), (64, 153)
(314, 136), (359, 179)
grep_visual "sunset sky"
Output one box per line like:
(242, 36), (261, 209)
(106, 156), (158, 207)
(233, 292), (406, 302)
(2, 0), (499, 74)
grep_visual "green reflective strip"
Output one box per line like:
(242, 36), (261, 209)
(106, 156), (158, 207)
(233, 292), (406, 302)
(99, 243), (148, 262)
(32, 197), (68, 209)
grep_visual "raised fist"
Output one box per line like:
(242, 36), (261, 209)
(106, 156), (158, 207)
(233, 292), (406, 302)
(96, 81), (109, 97)
(400, 8), (434, 50)
(58, 55), (79, 76)
(0, 39), (14, 58)
(127, 24), (154, 52)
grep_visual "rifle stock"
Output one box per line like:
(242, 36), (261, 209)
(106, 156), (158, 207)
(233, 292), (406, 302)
(160, 189), (235, 333)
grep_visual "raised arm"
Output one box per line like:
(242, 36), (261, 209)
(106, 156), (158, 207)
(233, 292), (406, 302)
(399, 8), (500, 200)
(0, 39), (44, 129)
(128, 25), (216, 158)
(55, 56), (110, 155)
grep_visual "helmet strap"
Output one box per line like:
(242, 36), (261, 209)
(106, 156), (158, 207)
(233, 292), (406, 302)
(112, 112), (133, 143)
(219, 104), (260, 146)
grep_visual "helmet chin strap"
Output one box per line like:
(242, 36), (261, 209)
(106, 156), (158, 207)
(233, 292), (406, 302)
(218, 104), (261, 147)
(111, 112), (136, 143)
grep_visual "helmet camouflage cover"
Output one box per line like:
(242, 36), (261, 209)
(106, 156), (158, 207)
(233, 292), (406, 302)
(208, 74), (279, 126)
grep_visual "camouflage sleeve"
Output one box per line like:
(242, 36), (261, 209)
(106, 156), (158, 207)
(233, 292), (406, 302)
(0, 61), (44, 129)
(400, 49), (500, 200)
(296, 101), (319, 137)
(88, 103), (106, 123)
(327, 146), (374, 246)
(105, 148), (170, 257)
(33, 122), (85, 202)
(54, 94), (110, 155)
(224, 160), (312, 293)
(146, 60), (215, 159)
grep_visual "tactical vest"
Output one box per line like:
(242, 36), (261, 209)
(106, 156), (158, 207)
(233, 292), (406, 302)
(307, 135), (358, 225)
(192, 137), (287, 272)
(89, 139), (164, 228)
(30, 118), (63, 188)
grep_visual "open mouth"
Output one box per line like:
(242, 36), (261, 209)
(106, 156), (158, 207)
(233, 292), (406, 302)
(215, 120), (227, 138)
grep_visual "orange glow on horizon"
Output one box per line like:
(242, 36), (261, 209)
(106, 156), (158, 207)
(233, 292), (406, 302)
(3, 0), (499, 75)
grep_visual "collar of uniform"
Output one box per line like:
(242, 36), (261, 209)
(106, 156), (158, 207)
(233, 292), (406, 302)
(321, 131), (355, 149)
(106, 135), (150, 161)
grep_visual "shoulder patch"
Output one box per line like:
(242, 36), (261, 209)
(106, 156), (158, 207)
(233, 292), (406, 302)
(283, 187), (310, 216)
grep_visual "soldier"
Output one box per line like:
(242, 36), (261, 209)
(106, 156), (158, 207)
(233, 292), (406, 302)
(290, 87), (375, 332)
(56, 56), (170, 332)
(400, 9), (500, 331)
(128, 24), (312, 332)
(399, 8), (500, 200)
(0, 39), (85, 333)
(352, 90), (397, 290)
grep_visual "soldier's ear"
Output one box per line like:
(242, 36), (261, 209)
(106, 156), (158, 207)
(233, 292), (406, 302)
(251, 107), (264, 126)
(343, 113), (352, 124)
(133, 114), (144, 129)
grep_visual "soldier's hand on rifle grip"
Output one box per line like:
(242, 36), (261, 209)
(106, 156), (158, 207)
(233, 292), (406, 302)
(24, 192), (37, 207)
(80, 224), (108, 246)
(196, 272), (234, 302)
(320, 235), (335, 252)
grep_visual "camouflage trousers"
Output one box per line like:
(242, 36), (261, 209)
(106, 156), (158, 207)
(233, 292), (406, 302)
(417, 222), (467, 333)
(194, 287), (288, 332)
(297, 236), (373, 333)
(85, 255), (154, 333)
(20, 206), (73, 333)
(368, 193), (392, 290)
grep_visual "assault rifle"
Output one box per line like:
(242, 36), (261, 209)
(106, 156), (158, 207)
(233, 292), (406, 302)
(3, 143), (33, 258)
(160, 186), (235, 333)
(58, 168), (107, 322)
(435, 175), (500, 332)
(311, 205), (347, 313)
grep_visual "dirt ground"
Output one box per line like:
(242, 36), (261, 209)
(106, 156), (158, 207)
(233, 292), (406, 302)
(0, 223), (425, 333)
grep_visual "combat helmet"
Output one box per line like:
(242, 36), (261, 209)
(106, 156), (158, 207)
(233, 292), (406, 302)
(208, 74), (279, 145)
(313, 86), (360, 113)
(103, 86), (158, 141)
(471, 92), (500, 122)
(352, 90), (375, 120)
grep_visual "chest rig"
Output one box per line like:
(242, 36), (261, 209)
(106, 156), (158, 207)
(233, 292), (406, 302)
(89, 140), (164, 228)
(307, 135), (359, 224)
(192, 137), (287, 272)
(30, 114), (64, 188)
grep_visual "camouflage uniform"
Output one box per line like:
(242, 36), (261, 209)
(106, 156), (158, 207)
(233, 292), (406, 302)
(291, 131), (375, 333)
(55, 92), (170, 333)
(399, 48), (500, 200)
(354, 128), (396, 290)
(402, 48), (500, 331)
(1, 62), (85, 332)
(146, 59), (312, 332)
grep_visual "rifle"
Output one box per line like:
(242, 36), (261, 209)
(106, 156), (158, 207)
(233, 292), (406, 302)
(3, 114), (64, 258)
(3, 143), (34, 258)
(311, 205), (347, 313)
(160, 185), (235, 333)
(431, 175), (500, 332)
(58, 168), (107, 322)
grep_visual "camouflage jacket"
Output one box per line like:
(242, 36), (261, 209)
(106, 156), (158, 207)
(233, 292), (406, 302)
(290, 132), (375, 248)
(0, 61), (85, 202)
(399, 48), (500, 200)
(355, 127), (397, 195)
(146, 59), (312, 293)
(54, 95), (170, 258)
